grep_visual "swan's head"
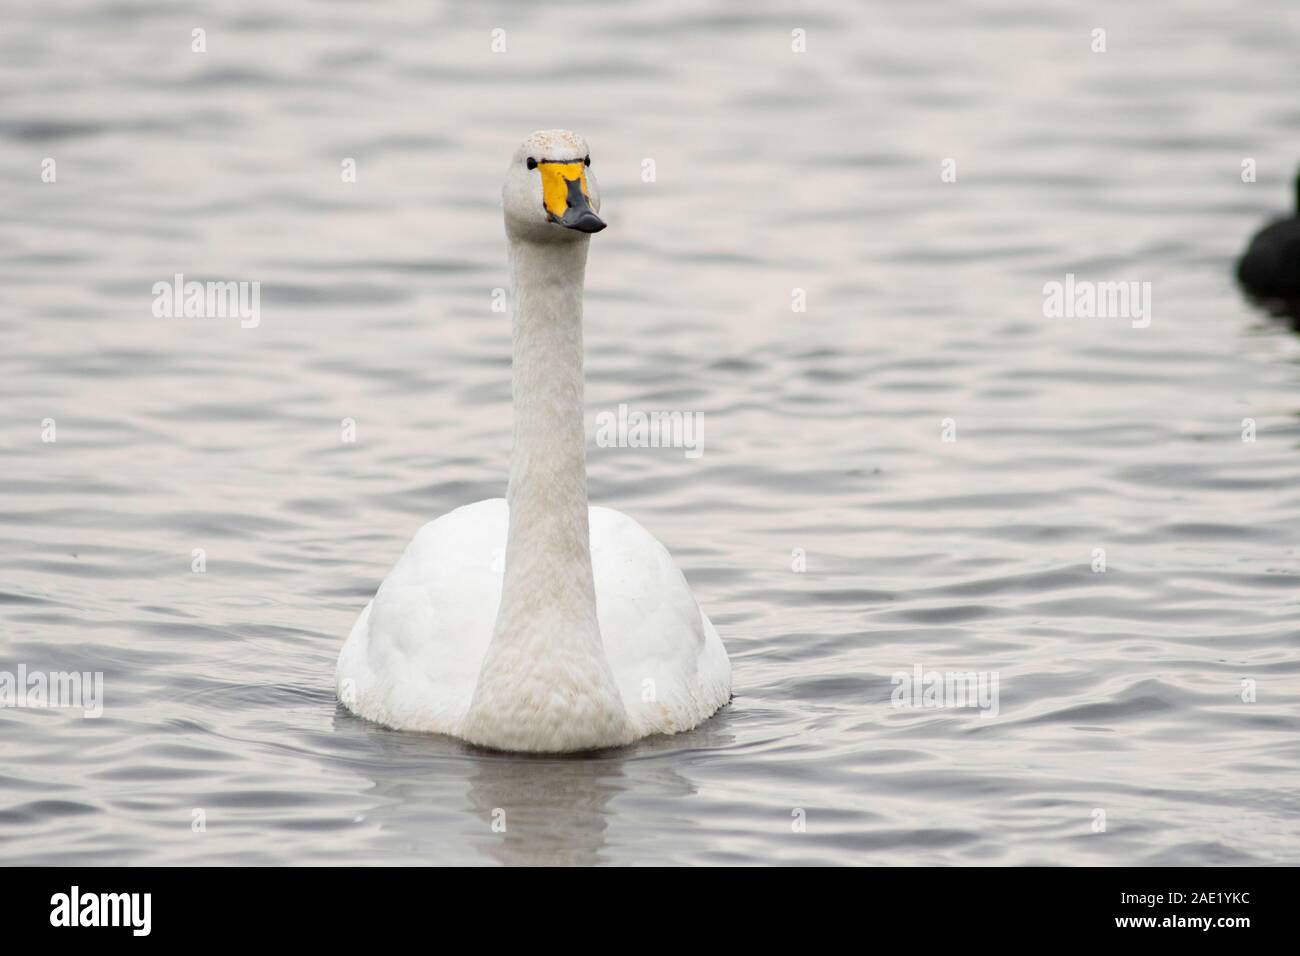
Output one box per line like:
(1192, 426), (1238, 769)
(503, 130), (604, 242)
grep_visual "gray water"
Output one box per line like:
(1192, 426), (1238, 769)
(2, 0), (1299, 866)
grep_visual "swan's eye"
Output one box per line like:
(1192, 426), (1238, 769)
(584, 156), (591, 167)
(526, 157), (537, 170)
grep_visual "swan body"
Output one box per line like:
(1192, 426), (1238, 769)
(336, 131), (731, 751)
(337, 499), (730, 748)
(1238, 169), (1300, 299)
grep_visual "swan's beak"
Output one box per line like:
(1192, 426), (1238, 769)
(539, 162), (606, 233)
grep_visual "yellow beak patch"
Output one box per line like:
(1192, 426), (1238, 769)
(538, 162), (589, 219)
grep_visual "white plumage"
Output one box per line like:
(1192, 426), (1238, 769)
(336, 131), (731, 751)
(337, 500), (731, 743)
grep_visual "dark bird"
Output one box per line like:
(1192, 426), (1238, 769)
(1237, 169), (1300, 300)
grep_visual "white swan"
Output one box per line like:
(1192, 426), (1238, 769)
(336, 130), (731, 752)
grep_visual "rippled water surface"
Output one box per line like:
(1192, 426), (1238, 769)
(3, 0), (1300, 865)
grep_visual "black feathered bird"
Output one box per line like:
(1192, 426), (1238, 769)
(1238, 170), (1300, 299)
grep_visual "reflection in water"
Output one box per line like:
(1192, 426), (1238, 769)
(1239, 290), (1300, 331)
(466, 754), (630, 866)
(330, 704), (737, 866)
(466, 717), (738, 865)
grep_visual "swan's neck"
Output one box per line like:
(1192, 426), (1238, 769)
(462, 235), (632, 752)
(501, 238), (597, 630)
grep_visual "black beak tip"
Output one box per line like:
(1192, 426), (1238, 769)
(573, 212), (606, 234)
